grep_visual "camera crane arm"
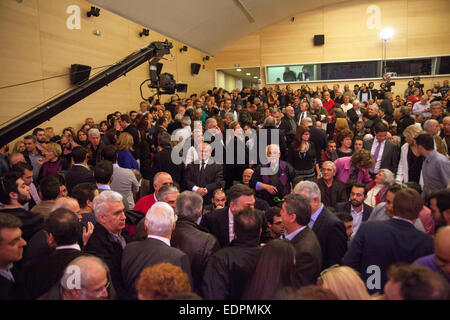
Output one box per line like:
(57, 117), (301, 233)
(0, 40), (173, 146)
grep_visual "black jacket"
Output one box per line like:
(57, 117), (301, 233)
(201, 238), (261, 300)
(289, 227), (322, 286)
(200, 207), (271, 248)
(121, 237), (191, 299)
(171, 217), (220, 293)
(16, 248), (86, 300)
(335, 202), (373, 222)
(317, 179), (349, 212)
(65, 164), (95, 195)
(311, 206), (348, 269)
(0, 208), (43, 244)
(308, 125), (328, 164)
(343, 218), (434, 294)
(183, 163), (225, 203)
(151, 147), (183, 185)
(85, 223), (130, 299)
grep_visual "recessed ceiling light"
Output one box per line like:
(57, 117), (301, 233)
(253, 76), (258, 79)
(246, 73), (251, 76)
(236, 68), (242, 72)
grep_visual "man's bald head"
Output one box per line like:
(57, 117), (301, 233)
(153, 172), (173, 192)
(435, 226), (450, 280)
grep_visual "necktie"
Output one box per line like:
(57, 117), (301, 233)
(371, 141), (382, 173)
(199, 163), (205, 186)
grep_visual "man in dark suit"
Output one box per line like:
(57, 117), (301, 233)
(86, 190), (130, 299)
(396, 106), (415, 142)
(295, 102), (312, 127)
(121, 201), (191, 299)
(363, 122), (400, 176)
(120, 114), (140, 160)
(281, 194), (322, 286)
(16, 208), (86, 300)
(150, 134), (183, 186)
(346, 100), (364, 125)
(65, 146), (95, 195)
(257, 116), (288, 161)
(279, 106), (297, 144)
(294, 181), (347, 269)
(201, 208), (262, 300)
(183, 142), (225, 204)
(0, 212), (27, 300)
(200, 184), (271, 248)
(317, 161), (348, 212)
(302, 117), (327, 165)
(87, 128), (106, 168)
(343, 188), (434, 294)
(336, 183), (372, 238)
(171, 191), (220, 294)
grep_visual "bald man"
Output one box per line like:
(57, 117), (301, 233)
(415, 226), (450, 283)
(41, 255), (110, 300)
(133, 172), (173, 215)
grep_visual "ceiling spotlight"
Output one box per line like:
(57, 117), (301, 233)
(202, 56), (210, 61)
(236, 68), (242, 72)
(87, 6), (100, 17)
(179, 45), (188, 53)
(139, 28), (149, 37)
(380, 27), (394, 41)
(246, 73), (251, 76)
(253, 76), (258, 79)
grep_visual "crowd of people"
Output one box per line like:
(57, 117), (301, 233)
(0, 78), (450, 300)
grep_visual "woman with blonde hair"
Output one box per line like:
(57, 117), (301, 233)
(396, 124), (424, 185)
(11, 140), (26, 154)
(318, 265), (372, 300)
(115, 132), (139, 170)
(37, 142), (66, 183)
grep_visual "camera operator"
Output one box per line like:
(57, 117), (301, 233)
(404, 80), (415, 99)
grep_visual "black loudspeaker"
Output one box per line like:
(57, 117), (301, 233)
(191, 63), (201, 75)
(313, 34), (325, 46)
(70, 64), (91, 85)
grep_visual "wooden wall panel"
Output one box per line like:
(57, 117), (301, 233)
(214, 32), (261, 69)
(407, 0), (450, 57)
(260, 9), (324, 66)
(215, 0), (449, 68)
(0, 0), (214, 145)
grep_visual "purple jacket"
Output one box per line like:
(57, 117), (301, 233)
(334, 156), (371, 184)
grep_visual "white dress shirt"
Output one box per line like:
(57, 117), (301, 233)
(228, 209), (234, 243)
(147, 235), (171, 246)
(350, 205), (364, 237)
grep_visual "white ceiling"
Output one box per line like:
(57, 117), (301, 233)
(90, 0), (348, 55)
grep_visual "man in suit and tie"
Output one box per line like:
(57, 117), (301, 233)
(183, 142), (225, 204)
(335, 183), (373, 237)
(281, 193), (322, 286)
(296, 102), (312, 127)
(200, 184), (271, 248)
(16, 208), (86, 300)
(343, 188), (434, 294)
(363, 122), (399, 177)
(64, 146), (95, 195)
(121, 201), (191, 299)
(294, 181), (347, 269)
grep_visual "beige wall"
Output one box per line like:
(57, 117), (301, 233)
(214, 0), (450, 77)
(0, 0), (214, 144)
